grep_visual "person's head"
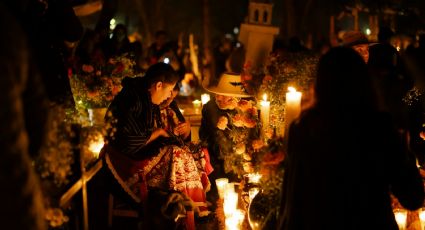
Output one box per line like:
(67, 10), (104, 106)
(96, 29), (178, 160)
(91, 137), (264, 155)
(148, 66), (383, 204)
(342, 31), (371, 63)
(378, 26), (394, 43)
(204, 72), (252, 109)
(215, 94), (238, 110)
(155, 30), (167, 47)
(159, 83), (180, 109)
(143, 63), (180, 105)
(315, 47), (375, 111)
(113, 24), (128, 42)
(352, 44), (369, 63)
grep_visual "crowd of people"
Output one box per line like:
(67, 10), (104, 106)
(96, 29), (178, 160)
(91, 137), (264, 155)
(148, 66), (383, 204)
(2, 0), (425, 229)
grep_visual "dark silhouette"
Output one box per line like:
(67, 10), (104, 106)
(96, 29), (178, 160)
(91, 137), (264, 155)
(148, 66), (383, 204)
(146, 30), (169, 65)
(103, 24), (133, 59)
(24, 0), (83, 107)
(0, 1), (46, 229)
(279, 47), (424, 230)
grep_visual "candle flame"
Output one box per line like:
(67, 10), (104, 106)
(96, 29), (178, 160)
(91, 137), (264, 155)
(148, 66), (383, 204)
(288, 87), (296, 92)
(89, 136), (104, 158)
(262, 93), (268, 101)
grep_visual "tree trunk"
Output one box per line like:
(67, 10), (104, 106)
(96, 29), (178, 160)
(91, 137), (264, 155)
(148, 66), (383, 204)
(155, 0), (165, 31)
(283, 0), (297, 39)
(134, 0), (153, 46)
(203, 0), (213, 84)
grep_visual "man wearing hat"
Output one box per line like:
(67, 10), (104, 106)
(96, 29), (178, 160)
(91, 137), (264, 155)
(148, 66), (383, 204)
(199, 72), (253, 206)
(341, 30), (375, 63)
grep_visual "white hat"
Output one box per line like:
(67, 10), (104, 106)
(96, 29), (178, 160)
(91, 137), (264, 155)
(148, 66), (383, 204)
(204, 72), (252, 97)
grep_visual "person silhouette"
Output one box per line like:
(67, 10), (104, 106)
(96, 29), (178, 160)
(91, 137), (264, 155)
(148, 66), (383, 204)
(279, 47), (424, 230)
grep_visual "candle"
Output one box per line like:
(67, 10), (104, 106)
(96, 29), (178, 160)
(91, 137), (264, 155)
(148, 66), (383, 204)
(225, 216), (239, 230)
(224, 191), (238, 217)
(88, 135), (104, 158)
(394, 209), (407, 230)
(192, 99), (202, 114)
(201, 93), (211, 105)
(260, 94), (270, 131)
(285, 87), (302, 134)
(226, 182), (235, 194)
(419, 208), (425, 229)
(215, 178), (228, 199)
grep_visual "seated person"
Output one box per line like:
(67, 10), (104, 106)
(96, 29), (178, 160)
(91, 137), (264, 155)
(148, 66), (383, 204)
(158, 83), (212, 202)
(101, 63), (209, 218)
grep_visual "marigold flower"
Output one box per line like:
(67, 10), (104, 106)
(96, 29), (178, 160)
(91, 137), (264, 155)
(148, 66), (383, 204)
(232, 114), (245, 127)
(243, 117), (256, 128)
(238, 99), (253, 112)
(252, 139), (264, 151)
(217, 116), (228, 130)
(235, 143), (246, 155)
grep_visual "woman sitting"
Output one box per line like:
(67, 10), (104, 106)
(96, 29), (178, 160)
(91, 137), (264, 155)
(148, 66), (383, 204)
(101, 63), (210, 221)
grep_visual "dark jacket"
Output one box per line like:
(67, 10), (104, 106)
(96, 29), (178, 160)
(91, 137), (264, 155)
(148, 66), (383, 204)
(279, 108), (424, 230)
(199, 100), (233, 163)
(104, 77), (178, 160)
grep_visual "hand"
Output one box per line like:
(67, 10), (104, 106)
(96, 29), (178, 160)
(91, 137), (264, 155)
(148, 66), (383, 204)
(147, 128), (169, 144)
(174, 122), (191, 139)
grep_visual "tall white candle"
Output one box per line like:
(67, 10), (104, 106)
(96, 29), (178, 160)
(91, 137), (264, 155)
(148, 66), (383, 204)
(285, 87), (302, 133)
(215, 178), (229, 199)
(192, 99), (202, 114)
(260, 94), (270, 131)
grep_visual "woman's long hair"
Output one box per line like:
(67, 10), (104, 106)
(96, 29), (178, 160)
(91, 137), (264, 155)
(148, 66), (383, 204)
(314, 47), (377, 114)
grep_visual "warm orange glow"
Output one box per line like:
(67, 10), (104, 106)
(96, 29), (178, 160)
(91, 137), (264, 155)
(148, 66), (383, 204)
(89, 136), (104, 158)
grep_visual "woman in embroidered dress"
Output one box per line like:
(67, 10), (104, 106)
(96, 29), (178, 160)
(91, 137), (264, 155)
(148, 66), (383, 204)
(101, 63), (209, 217)
(157, 84), (212, 214)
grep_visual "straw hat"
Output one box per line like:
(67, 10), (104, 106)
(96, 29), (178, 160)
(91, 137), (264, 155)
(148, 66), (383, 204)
(204, 72), (252, 97)
(341, 31), (375, 47)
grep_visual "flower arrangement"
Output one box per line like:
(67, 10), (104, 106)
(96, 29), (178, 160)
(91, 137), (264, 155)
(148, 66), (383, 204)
(215, 98), (261, 178)
(45, 207), (69, 228)
(69, 55), (138, 109)
(259, 52), (319, 133)
(37, 106), (75, 187)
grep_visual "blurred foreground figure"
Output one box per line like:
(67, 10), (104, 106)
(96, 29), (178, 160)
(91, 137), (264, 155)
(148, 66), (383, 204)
(279, 47), (424, 230)
(0, 2), (46, 229)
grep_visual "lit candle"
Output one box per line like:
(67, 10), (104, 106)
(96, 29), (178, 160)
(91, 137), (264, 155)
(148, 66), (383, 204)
(419, 208), (425, 229)
(225, 209), (245, 230)
(225, 182), (235, 194)
(88, 136), (104, 158)
(260, 94), (270, 131)
(215, 178), (229, 199)
(394, 209), (407, 230)
(285, 87), (302, 134)
(224, 191), (238, 217)
(192, 99), (202, 114)
(201, 93), (211, 105)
